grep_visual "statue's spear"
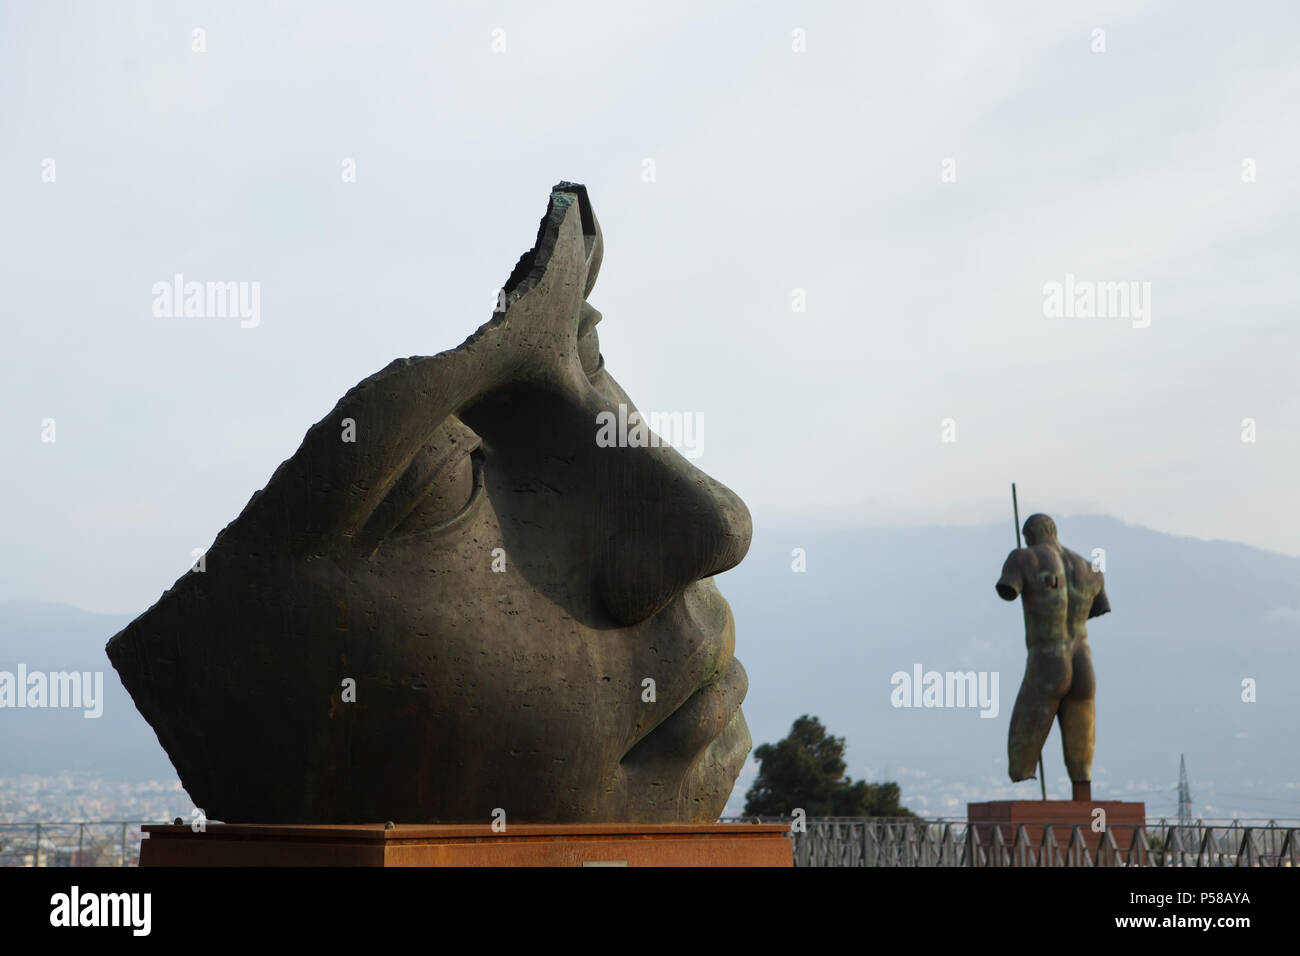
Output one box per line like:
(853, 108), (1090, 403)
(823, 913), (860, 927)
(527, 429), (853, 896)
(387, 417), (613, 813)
(1012, 482), (1048, 801)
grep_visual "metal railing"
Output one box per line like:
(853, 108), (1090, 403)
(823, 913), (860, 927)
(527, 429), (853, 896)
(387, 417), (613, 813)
(6, 817), (1297, 867)
(724, 817), (1300, 867)
(0, 822), (154, 867)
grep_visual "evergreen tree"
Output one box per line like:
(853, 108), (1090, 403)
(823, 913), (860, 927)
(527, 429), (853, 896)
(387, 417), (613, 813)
(743, 715), (913, 817)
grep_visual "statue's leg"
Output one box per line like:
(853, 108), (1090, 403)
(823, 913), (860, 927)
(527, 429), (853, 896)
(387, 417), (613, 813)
(1057, 641), (1096, 782)
(1008, 646), (1071, 782)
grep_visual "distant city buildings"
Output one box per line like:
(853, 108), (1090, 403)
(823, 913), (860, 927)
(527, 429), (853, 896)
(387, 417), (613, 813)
(0, 773), (186, 824)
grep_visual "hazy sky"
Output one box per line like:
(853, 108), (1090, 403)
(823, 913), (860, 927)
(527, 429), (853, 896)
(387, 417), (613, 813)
(3, 1), (1298, 615)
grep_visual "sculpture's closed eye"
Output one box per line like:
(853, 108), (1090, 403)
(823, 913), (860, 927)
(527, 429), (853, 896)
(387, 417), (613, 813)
(356, 425), (485, 554)
(387, 446), (485, 541)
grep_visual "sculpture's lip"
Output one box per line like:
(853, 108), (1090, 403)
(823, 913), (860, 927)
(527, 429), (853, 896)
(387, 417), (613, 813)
(699, 687), (750, 774)
(693, 655), (747, 736)
(675, 587), (745, 747)
(618, 633), (747, 768)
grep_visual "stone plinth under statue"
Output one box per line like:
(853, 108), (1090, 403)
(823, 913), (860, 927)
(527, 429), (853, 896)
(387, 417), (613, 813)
(967, 789), (1147, 861)
(139, 822), (792, 867)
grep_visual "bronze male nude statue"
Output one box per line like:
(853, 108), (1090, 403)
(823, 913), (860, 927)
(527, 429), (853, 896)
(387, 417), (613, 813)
(996, 514), (1110, 799)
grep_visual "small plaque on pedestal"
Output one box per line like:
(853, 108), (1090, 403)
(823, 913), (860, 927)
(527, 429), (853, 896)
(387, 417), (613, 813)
(139, 822), (793, 867)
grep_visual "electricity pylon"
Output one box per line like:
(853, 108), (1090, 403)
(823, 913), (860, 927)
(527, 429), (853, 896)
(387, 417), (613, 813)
(1177, 753), (1193, 826)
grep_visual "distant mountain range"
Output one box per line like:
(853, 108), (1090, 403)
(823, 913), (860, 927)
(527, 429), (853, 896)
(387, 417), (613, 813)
(0, 600), (170, 781)
(3, 515), (1297, 821)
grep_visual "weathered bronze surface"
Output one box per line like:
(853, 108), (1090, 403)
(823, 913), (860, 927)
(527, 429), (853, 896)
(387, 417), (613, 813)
(106, 183), (753, 824)
(996, 514), (1110, 784)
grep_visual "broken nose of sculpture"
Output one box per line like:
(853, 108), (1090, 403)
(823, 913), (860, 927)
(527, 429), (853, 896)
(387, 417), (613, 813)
(597, 467), (752, 627)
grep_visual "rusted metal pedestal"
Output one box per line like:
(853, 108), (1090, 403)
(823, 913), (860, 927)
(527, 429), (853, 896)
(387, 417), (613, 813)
(967, 798), (1146, 861)
(139, 822), (793, 867)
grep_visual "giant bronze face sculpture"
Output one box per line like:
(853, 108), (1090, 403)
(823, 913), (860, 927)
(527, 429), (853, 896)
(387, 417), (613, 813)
(107, 183), (753, 824)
